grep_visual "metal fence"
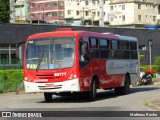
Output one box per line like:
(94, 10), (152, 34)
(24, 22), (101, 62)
(0, 59), (23, 93)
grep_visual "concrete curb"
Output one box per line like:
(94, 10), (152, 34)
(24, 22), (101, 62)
(153, 82), (160, 85)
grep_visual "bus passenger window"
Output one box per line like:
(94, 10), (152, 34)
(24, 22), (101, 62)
(119, 41), (129, 50)
(89, 37), (98, 48)
(111, 40), (118, 49)
(99, 38), (109, 48)
(100, 50), (109, 59)
(130, 42), (137, 50)
(131, 51), (138, 59)
(123, 51), (130, 59)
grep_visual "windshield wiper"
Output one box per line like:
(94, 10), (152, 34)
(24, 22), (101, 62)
(36, 51), (44, 71)
(52, 57), (61, 69)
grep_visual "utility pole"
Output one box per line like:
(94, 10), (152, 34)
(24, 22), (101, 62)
(148, 39), (152, 70)
(99, 0), (104, 27)
(81, 7), (86, 26)
(83, 7), (84, 26)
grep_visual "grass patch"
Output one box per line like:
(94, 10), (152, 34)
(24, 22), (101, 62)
(143, 100), (150, 106)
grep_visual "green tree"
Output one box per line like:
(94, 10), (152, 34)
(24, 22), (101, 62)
(153, 56), (160, 73)
(0, 0), (10, 23)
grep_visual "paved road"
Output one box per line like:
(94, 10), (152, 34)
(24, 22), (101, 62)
(1, 85), (160, 120)
(0, 85), (160, 111)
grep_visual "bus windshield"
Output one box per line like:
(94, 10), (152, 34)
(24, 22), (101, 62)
(26, 36), (75, 70)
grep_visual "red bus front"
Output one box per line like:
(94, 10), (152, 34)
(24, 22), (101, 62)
(23, 34), (81, 93)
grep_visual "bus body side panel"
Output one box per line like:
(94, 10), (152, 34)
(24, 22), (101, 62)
(79, 65), (92, 92)
(106, 59), (140, 87)
(98, 59), (110, 89)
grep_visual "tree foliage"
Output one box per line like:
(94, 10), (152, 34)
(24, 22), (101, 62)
(153, 56), (160, 73)
(140, 54), (145, 61)
(0, 0), (10, 23)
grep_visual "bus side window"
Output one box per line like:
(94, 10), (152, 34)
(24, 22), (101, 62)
(110, 40), (118, 59)
(80, 42), (90, 61)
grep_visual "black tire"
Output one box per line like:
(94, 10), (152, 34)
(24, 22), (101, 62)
(132, 82), (139, 87)
(147, 77), (152, 85)
(44, 93), (52, 102)
(114, 75), (130, 95)
(88, 79), (97, 101)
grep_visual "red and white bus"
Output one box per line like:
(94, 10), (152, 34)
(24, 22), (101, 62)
(23, 28), (140, 101)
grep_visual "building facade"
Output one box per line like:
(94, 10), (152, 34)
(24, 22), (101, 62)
(14, 0), (29, 23)
(64, 0), (160, 27)
(109, 0), (160, 27)
(11, 0), (160, 26)
(64, 0), (111, 26)
(29, 0), (64, 24)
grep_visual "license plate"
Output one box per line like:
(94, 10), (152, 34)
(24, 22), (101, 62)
(34, 79), (48, 82)
(45, 84), (54, 87)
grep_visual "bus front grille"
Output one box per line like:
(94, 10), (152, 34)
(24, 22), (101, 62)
(38, 85), (62, 90)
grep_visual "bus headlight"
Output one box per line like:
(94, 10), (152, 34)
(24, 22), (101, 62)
(67, 73), (77, 80)
(24, 77), (31, 81)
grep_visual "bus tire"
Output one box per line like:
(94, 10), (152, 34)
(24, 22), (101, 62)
(88, 79), (97, 101)
(44, 93), (52, 102)
(114, 75), (130, 95)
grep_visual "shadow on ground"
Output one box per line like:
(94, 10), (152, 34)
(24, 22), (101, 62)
(38, 85), (160, 103)
(39, 90), (117, 103)
(130, 85), (160, 93)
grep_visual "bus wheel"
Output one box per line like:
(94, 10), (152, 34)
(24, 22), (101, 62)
(44, 93), (52, 102)
(88, 79), (97, 101)
(114, 75), (130, 95)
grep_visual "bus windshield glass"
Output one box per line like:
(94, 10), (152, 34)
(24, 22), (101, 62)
(26, 37), (75, 70)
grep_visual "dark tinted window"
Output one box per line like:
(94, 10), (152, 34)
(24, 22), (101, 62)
(99, 38), (109, 48)
(114, 50), (122, 59)
(89, 37), (98, 48)
(100, 50), (109, 59)
(131, 51), (138, 59)
(119, 41), (129, 50)
(122, 51), (130, 59)
(111, 40), (118, 49)
(90, 49), (99, 59)
(108, 50), (121, 59)
(130, 42), (137, 50)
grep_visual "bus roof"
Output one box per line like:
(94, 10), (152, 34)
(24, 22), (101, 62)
(27, 29), (119, 40)
(116, 35), (138, 42)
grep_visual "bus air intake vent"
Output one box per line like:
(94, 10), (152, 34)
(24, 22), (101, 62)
(38, 85), (62, 90)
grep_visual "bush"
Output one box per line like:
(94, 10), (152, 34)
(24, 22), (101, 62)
(153, 56), (160, 73)
(140, 65), (151, 71)
(0, 70), (23, 93)
(140, 54), (145, 61)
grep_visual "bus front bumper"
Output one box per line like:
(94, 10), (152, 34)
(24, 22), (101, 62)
(24, 78), (80, 93)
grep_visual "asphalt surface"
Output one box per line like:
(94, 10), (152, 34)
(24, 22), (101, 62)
(0, 79), (160, 120)
(148, 78), (160, 111)
(0, 85), (160, 111)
